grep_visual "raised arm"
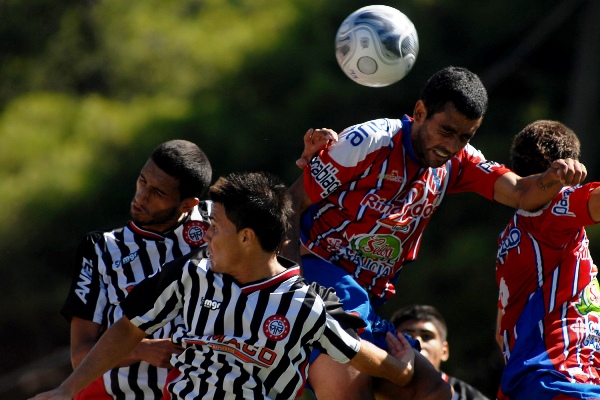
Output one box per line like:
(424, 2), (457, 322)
(493, 158), (587, 211)
(29, 317), (147, 400)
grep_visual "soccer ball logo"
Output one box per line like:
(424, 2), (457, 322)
(335, 5), (419, 87)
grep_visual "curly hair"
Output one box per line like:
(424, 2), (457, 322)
(420, 66), (488, 120)
(510, 120), (580, 177)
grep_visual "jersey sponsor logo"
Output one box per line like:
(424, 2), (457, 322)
(263, 315), (290, 341)
(309, 158), (341, 197)
(349, 234), (401, 261)
(552, 187), (576, 217)
(75, 257), (94, 304)
(477, 160), (501, 174)
(574, 278), (600, 315)
(371, 180), (441, 229)
(569, 316), (600, 352)
(114, 251), (139, 268)
(346, 252), (393, 278)
(326, 237), (343, 252)
(498, 227), (521, 258)
(183, 221), (208, 247)
(184, 335), (278, 368)
(379, 170), (404, 184)
(201, 297), (221, 310)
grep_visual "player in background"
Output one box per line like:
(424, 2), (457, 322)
(495, 120), (600, 399)
(284, 66), (587, 399)
(392, 304), (490, 400)
(61, 140), (212, 399)
(28, 171), (451, 400)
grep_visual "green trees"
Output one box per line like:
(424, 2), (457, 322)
(0, 0), (597, 397)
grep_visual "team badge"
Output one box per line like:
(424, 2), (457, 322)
(263, 315), (290, 341)
(183, 221), (208, 247)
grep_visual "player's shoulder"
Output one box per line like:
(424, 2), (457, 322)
(78, 224), (124, 249)
(159, 245), (209, 284)
(339, 118), (403, 143)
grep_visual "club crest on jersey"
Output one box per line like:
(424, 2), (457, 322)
(350, 234), (401, 261)
(183, 221), (208, 247)
(309, 158), (341, 198)
(263, 315), (290, 341)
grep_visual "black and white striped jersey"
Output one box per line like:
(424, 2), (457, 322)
(120, 250), (364, 400)
(61, 201), (211, 399)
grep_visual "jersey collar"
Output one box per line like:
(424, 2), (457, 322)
(401, 114), (427, 168)
(241, 259), (300, 295)
(127, 212), (191, 241)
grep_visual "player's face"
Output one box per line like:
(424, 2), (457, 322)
(130, 159), (184, 231)
(396, 320), (448, 371)
(205, 202), (242, 275)
(411, 100), (482, 168)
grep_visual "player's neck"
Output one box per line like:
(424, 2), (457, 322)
(231, 253), (284, 285)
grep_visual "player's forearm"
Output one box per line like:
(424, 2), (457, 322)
(62, 318), (147, 395)
(349, 341), (414, 387)
(515, 172), (563, 211)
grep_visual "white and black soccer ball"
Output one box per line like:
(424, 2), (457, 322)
(335, 5), (419, 87)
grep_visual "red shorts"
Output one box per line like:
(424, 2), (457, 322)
(74, 376), (112, 400)
(162, 368), (181, 400)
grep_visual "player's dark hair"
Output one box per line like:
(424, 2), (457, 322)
(510, 120), (580, 177)
(209, 172), (292, 253)
(150, 140), (212, 200)
(391, 304), (448, 342)
(420, 66), (488, 120)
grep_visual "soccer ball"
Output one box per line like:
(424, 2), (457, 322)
(335, 5), (419, 87)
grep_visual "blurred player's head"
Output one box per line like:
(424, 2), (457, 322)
(208, 172), (292, 253)
(510, 120), (580, 177)
(130, 140), (212, 231)
(391, 304), (449, 371)
(410, 66), (487, 168)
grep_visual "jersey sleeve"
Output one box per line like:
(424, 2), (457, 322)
(448, 144), (511, 200)
(541, 183), (600, 230)
(120, 250), (197, 335)
(303, 118), (402, 204)
(60, 231), (108, 325)
(309, 282), (363, 363)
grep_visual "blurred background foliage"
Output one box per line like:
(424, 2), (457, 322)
(0, 0), (599, 397)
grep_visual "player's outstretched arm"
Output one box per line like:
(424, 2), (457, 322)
(493, 158), (587, 211)
(295, 128), (338, 169)
(28, 317), (147, 400)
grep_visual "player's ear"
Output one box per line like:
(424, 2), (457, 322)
(413, 100), (427, 123)
(180, 197), (200, 214)
(440, 340), (449, 363)
(238, 227), (256, 247)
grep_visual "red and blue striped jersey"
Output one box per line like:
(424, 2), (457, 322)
(496, 183), (600, 398)
(301, 116), (509, 301)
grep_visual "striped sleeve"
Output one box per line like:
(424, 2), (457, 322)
(120, 251), (194, 334)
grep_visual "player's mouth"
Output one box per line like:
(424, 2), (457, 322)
(131, 202), (145, 216)
(431, 148), (452, 163)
